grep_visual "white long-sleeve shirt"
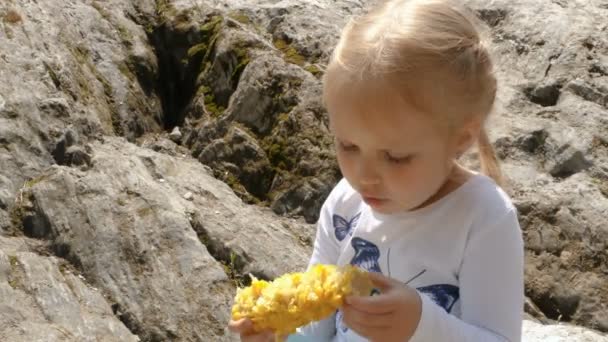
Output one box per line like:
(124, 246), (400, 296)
(298, 174), (524, 342)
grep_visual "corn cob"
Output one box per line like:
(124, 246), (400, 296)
(231, 264), (373, 339)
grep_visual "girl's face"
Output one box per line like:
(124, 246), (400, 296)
(326, 83), (462, 214)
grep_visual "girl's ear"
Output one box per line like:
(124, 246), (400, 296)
(452, 119), (482, 158)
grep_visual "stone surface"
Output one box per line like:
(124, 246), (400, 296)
(523, 320), (608, 342)
(0, 236), (139, 342)
(0, 0), (607, 339)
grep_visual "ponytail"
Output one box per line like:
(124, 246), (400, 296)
(478, 128), (505, 187)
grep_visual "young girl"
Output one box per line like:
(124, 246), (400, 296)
(229, 0), (524, 341)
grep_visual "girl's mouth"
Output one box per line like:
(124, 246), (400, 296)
(362, 196), (387, 207)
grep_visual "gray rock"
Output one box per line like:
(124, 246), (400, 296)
(169, 126), (182, 143)
(523, 320), (608, 342)
(547, 145), (593, 178)
(0, 236), (139, 342)
(525, 82), (562, 107)
(64, 145), (92, 168)
(12, 137), (311, 341)
(1, 0), (607, 337)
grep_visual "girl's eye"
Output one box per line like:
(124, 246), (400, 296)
(337, 141), (358, 152)
(385, 153), (413, 164)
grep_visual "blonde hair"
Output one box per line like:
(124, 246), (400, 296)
(323, 0), (504, 186)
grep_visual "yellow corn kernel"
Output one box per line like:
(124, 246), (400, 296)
(231, 264), (373, 339)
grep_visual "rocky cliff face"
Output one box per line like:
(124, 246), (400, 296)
(0, 0), (606, 341)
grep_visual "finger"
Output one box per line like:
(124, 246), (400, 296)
(241, 331), (275, 342)
(345, 292), (398, 314)
(241, 332), (275, 342)
(367, 271), (398, 291)
(342, 304), (392, 328)
(228, 318), (253, 333)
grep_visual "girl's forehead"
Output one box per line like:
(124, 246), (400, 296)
(326, 81), (443, 147)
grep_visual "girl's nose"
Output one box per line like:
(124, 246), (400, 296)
(358, 163), (381, 185)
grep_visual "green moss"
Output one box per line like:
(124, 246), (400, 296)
(69, 45), (121, 133)
(600, 184), (608, 198)
(273, 39), (306, 66)
(196, 85), (209, 96)
(145, 23), (155, 34)
(205, 96), (224, 117)
(24, 175), (46, 188)
(221, 251), (246, 287)
(58, 263), (68, 275)
(72, 45), (90, 64)
(304, 64), (322, 77)
(183, 15), (231, 118)
(192, 15), (223, 70)
(262, 136), (296, 171)
(592, 176), (608, 198)
(111, 110), (123, 135)
(8, 255), (18, 267)
(231, 43), (251, 84)
(200, 15), (223, 39)
(7, 255), (18, 289)
(187, 43), (208, 59)
(288, 78), (303, 88)
(8, 193), (28, 234)
(70, 45), (112, 97)
(197, 86), (225, 117)
(156, 0), (177, 17)
(224, 173), (247, 193)
(228, 10), (251, 25)
(117, 61), (135, 82)
(43, 61), (61, 89)
(98, 74), (113, 99)
(137, 207), (152, 217)
(116, 25), (133, 48)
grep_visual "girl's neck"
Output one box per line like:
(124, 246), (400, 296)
(413, 162), (474, 210)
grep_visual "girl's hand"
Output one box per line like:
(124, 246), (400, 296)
(342, 272), (423, 342)
(228, 319), (287, 342)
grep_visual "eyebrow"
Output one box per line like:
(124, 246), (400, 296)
(336, 137), (413, 155)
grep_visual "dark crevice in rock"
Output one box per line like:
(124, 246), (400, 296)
(110, 303), (150, 341)
(544, 52), (561, 77)
(529, 291), (580, 323)
(566, 80), (608, 109)
(525, 82), (562, 107)
(11, 188), (53, 239)
(50, 241), (84, 271)
(149, 31), (197, 129)
(589, 63), (608, 76)
(476, 8), (507, 27)
(147, 4), (225, 130)
(515, 129), (548, 154)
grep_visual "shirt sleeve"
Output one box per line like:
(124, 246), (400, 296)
(296, 186), (343, 341)
(409, 208), (524, 342)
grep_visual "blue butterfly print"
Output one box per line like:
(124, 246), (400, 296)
(333, 212), (361, 241)
(335, 310), (349, 333)
(349, 237), (382, 273)
(417, 284), (460, 313)
(338, 238), (382, 335)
